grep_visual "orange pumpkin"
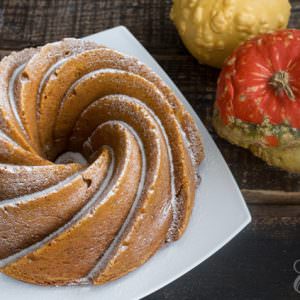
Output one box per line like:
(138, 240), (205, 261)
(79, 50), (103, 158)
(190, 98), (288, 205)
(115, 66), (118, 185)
(213, 29), (300, 172)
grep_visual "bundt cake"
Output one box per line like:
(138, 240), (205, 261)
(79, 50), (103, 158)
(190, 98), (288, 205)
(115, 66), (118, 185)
(0, 38), (204, 286)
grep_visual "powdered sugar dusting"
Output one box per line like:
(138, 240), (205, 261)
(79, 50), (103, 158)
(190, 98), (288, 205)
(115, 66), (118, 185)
(8, 63), (26, 132)
(0, 149), (115, 268)
(55, 151), (87, 165)
(102, 94), (178, 241)
(0, 171), (81, 208)
(0, 38), (203, 285)
(37, 56), (72, 107)
(85, 121), (147, 282)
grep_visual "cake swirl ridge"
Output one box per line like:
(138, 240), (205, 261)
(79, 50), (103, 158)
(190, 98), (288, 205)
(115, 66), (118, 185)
(0, 38), (204, 285)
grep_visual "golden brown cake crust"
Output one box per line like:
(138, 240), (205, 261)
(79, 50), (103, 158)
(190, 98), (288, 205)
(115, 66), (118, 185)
(0, 38), (204, 286)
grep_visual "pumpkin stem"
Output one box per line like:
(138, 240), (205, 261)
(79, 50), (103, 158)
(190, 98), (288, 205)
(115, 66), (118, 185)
(269, 71), (295, 101)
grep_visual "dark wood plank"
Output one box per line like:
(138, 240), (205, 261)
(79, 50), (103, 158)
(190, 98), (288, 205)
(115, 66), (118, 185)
(0, 1), (299, 299)
(1, 0), (299, 202)
(243, 189), (300, 204)
(146, 204), (300, 300)
(0, 0), (299, 52)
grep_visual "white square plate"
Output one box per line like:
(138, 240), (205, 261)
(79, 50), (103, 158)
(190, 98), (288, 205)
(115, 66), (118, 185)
(0, 26), (251, 300)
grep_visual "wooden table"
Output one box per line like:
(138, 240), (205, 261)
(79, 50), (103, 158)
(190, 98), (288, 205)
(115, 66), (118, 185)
(0, 1), (299, 299)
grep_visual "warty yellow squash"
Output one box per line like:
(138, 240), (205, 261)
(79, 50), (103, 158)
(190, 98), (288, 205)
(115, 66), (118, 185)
(170, 0), (291, 68)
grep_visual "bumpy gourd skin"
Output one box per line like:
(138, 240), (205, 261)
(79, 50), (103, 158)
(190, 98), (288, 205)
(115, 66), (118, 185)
(213, 112), (300, 173)
(170, 0), (291, 68)
(213, 29), (300, 173)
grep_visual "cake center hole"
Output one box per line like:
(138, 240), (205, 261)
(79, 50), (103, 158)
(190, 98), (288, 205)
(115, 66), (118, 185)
(55, 151), (88, 165)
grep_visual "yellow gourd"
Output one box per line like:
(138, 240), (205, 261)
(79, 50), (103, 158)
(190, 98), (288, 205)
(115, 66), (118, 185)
(170, 0), (291, 68)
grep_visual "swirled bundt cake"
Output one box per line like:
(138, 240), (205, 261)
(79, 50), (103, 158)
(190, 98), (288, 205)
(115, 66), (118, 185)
(0, 38), (204, 286)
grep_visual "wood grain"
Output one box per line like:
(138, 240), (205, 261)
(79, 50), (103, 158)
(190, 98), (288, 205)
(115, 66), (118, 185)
(0, 2), (299, 298)
(147, 212), (300, 299)
(243, 190), (300, 204)
(148, 203), (300, 299)
(0, 0), (299, 205)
